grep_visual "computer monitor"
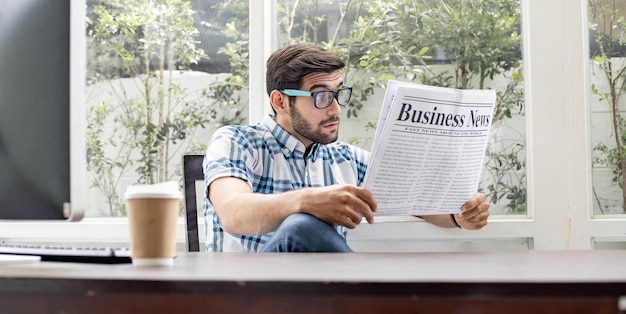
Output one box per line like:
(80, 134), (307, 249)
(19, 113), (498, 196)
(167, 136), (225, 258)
(0, 0), (86, 220)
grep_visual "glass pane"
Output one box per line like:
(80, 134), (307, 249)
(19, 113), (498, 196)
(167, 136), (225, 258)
(276, 0), (526, 215)
(589, 0), (626, 216)
(85, 0), (249, 217)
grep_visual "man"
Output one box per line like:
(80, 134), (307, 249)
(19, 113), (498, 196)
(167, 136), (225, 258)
(203, 43), (490, 252)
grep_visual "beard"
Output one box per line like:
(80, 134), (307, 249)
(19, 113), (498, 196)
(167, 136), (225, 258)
(290, 105), (340, 145)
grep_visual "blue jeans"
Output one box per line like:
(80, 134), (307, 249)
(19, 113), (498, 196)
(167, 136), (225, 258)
(260, 213), (353, 252)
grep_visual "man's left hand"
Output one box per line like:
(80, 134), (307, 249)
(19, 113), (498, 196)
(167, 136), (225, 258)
(454, 193), (490, 230)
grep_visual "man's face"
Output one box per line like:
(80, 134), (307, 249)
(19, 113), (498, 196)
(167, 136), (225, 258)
(288, 70), (343, 146)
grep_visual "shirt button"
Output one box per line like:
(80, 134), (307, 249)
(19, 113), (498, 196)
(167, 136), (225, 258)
(283, 148), (290, 154)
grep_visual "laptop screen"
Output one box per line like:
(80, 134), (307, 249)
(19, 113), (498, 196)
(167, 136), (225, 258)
(0, 0), (85, 220)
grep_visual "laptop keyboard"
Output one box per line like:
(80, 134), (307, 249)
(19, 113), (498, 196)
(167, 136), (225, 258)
(0, 244), (132, 264)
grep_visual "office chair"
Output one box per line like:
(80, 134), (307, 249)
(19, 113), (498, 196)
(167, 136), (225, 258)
(183, 154), (205, 252)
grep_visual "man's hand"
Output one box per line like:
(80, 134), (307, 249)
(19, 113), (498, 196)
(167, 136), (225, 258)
(210, 178), (377, 235)
(453, 193), (490, 230)
(299, 184), (377, 229)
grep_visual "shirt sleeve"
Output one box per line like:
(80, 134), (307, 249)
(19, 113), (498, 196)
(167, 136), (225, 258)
(203, 126), (255, 191)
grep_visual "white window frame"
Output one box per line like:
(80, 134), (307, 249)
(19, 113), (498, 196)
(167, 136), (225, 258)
(1, 0), (625, 251)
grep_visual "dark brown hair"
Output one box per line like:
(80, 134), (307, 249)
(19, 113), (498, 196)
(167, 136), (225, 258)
(265, 43), (345, 97)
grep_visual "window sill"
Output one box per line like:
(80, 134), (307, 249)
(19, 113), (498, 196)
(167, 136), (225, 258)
(0, 217), (196, 248)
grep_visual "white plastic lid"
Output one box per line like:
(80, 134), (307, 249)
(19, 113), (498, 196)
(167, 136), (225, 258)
(123, 181), (182, 200)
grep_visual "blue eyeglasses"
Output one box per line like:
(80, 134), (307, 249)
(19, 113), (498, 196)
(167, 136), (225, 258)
(280, 85), (352, 109)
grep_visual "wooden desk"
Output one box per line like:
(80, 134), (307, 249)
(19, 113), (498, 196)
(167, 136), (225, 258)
(1, 250), (625, 314)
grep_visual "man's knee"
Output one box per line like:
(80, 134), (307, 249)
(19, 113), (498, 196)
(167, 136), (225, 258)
(262, 213), (351, 252)
(279, 213), (326, 235)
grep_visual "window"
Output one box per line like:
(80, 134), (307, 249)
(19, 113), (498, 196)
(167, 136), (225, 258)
(85, 0), (527, 218)
(588, 0), (626, 216)
(85, 0), (249, 217)
(273, 0), (526, 216)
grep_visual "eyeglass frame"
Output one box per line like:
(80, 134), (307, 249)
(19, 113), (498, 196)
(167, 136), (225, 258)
(280, 85), (352, 109)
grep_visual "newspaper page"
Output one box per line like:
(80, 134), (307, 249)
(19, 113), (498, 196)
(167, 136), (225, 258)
(363, 80), (496, 216)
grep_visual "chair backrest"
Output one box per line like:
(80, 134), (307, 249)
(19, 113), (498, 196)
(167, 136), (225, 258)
(183, 154), (205, 252)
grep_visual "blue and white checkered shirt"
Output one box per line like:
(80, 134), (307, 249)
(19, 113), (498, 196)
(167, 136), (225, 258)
(202, 115), (369, 252)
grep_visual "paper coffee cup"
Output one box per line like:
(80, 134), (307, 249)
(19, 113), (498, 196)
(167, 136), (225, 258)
(124, 181), (181, 267)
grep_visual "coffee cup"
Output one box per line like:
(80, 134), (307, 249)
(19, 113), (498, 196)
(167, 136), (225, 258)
(124, 181), (181, 267)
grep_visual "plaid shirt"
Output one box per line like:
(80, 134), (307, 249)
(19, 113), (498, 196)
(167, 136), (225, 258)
(202, 115), (369, 252)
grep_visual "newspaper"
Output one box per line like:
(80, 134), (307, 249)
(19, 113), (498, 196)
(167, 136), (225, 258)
(363, 80), (496, 216)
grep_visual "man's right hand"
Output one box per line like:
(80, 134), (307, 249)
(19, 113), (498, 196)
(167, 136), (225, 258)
(210, 178), (377, 235)
(297, 184), (377, 229)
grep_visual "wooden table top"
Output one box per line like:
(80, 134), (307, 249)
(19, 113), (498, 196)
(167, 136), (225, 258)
(0, 250), (624, 284)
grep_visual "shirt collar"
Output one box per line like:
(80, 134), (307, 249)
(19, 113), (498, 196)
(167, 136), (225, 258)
(261, 115), (308, 158)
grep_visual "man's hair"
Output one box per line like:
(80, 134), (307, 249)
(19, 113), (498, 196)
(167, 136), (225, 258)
(266, 43), (345, 97)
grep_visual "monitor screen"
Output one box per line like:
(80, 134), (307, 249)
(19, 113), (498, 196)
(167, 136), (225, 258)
(0, 0), (85, 220)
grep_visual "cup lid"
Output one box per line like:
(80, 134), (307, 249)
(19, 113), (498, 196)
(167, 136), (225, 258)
(123, 181), (182, 199)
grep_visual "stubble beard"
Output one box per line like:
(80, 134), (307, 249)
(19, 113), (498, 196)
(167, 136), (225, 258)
(290, 105), (339, 145)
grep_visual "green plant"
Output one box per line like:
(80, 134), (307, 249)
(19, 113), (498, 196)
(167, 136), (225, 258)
(589, 0), (626, 213)
(415, 0), (521, 89)
(209, 0), (250, 126)
(85, 0), (247, 216)
(480, 70), (526, 214)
